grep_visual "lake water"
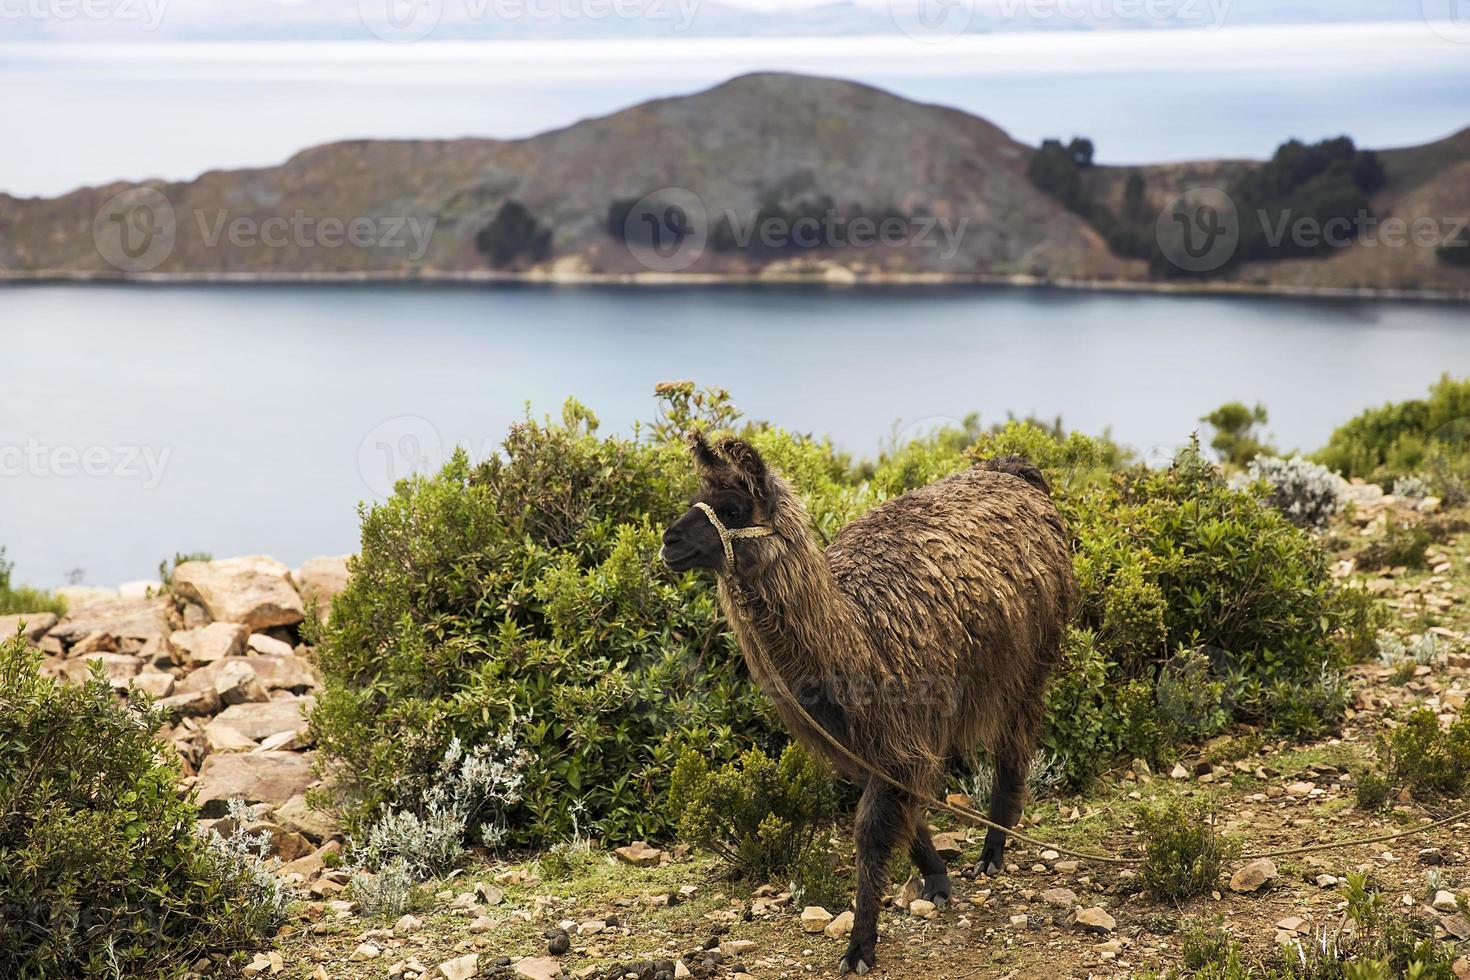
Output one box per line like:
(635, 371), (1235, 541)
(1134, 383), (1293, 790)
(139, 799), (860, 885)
(4, 23), (1470, 197)
(2, 282), (1468, 589)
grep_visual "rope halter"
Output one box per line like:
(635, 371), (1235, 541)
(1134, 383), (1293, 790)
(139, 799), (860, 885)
(693, 501), (774, 573)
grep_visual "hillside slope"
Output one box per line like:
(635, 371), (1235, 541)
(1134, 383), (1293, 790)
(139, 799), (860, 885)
(1, 73), (1467, 295)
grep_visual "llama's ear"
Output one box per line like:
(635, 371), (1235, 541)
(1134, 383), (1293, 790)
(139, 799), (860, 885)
(717, 438), (773, 504)
(687, 431), (726, 478)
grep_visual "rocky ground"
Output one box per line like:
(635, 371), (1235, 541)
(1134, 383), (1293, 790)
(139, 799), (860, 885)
(5, 483), (1469, 979)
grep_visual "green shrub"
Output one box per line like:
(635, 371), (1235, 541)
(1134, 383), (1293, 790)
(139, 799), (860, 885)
(475, 199), (552, 268)
(667, 743), (839, 885)
(1138, 800), (1238, 901)
(1354, 770), (1391, 811)
(0, 631), (284, 978)
(1315, 375), (1470, 492)
(1200, 401), (1274, 466)
(0, 549), (64, 616)
(310, 395), (775, 848)
(313, 391), (1371, 841)
(1358, 519), (1432, 570)
(1378, 709), (1470, 799)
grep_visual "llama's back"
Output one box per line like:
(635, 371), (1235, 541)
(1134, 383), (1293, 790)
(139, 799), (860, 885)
(824, 462), (1076, 758)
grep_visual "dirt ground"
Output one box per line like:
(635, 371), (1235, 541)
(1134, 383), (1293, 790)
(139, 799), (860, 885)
(258, 496), (1470, 980)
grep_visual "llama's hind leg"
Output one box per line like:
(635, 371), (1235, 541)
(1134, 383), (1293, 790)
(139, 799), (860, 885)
(909, 824), (952, 905)
(974, 751), (1027, 876)
(840, 776), (912, 975)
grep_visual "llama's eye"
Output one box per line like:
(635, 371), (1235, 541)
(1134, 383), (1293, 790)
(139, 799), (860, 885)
(719, 506), (741, 524)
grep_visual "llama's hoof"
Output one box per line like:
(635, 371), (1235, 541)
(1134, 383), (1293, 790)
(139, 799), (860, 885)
(921, 872), (952, 905)
(839, 940), (875, 975)
(974, 846), (1005, 876)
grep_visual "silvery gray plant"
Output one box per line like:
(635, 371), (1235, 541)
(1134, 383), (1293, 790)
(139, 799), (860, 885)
(354, 732), (531, 880)
(203, 799), (293, 922)
(1232, 455), (1347, 529)
(1391, 474), (1431, 500)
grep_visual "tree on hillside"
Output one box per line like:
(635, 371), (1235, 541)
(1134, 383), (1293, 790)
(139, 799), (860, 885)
(1200, 401), (1274, 465)
(476, 200), (552, 268)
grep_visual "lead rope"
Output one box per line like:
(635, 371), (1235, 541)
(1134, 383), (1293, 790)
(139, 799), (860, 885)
(698, 505), (1470, 867)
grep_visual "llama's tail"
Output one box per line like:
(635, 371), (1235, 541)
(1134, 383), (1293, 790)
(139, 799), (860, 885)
(976, 454), (1052, 496)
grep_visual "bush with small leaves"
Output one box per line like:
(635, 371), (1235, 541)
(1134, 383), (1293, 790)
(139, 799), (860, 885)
(1378, 708), (1470, 799)
(667, 743), (839, 884)
(1138, 800), (1238, 901)
(0, 631), (285, 978)
(1354, 769), (1391, 810)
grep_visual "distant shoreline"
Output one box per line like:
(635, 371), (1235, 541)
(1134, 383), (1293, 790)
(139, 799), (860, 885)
(2, 269), (1467, 305)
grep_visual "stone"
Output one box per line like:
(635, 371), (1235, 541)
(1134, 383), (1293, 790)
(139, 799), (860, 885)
(824, 910), (854, 939)
(931, 832), (965, 860)
(800, 906), (833, 933)
(247, 821), (314, 861)
(1170, 763), (1190, 779)
(278, 854), (325, 879)
(1009, 913), (1029, 928)
(394, 914), (424, 935)
(213, 660), (269, 705)
(206, 696), (314, 741)
(1230, 858), (1279, 894)
(1055, 859), (1080, 873)
(1316, 874), (1338, 888)
(204, 724), (258, 754)
(612, 841), (664, 867)
(0, 611), (58, 644)
(1286, 781), (1316, 796)
(1070, 906), (1116, 934)
(48, 596), (170, 651)
(1453, 955), (1469, 980)
(1041, 887), (1079, 907)
(54, 585), (117, 607)
(894, 876), (922, 908)
(295, 555), (351, 621)
(469, 916), (496, 933)
(247, 632), (295, 657)
(179, 653), (318, 696)
(510, 956), (560, 980)
(194, 751), (315, 817)
(1433, 890), (1461, 912)
(908, 899), (936, 916)
(171, 556), (304, 630)
(1443, 914), (1470, 942)
(130, 670), (176, 698)
(720, 940), (756, 958)
(156, 687), (220, 720)
(170, 622), (248, 664)
(352, 942), (381, 961)
(76, 652), (142, 687)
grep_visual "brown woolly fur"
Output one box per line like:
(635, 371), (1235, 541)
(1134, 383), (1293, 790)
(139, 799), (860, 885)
(662, 437), (1077, 974)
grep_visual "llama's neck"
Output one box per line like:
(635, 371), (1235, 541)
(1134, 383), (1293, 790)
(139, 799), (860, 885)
(717, 532), (875, 686)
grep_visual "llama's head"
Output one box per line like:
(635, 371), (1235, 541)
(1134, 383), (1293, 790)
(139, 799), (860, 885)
(661, 432), (796, 575)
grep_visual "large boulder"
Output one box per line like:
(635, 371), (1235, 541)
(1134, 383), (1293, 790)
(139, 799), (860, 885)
(179, 655), (319, 697)
(53, 585), (117, 607)
(193, 751), (316, 817)
(205, 696), (314, 742)
(0, 612), (58, 644)
(273, 793), (341, 843)
(47, 596), (171, 653)
(170, 622), (248, 664)
(293, 555), (351, 622)
(171, 557), (304, 630)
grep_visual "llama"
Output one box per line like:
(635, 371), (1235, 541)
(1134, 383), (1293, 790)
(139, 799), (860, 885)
(661, 435), (1077, 974)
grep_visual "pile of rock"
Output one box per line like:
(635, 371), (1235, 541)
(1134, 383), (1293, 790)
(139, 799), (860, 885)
(3, 554), (350, 847)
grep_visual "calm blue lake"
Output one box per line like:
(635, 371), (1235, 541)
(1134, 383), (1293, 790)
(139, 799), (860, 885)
(2, 283), (1468, 588)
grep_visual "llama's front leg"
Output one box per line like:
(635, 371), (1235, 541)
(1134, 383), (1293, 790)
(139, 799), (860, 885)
(909, 824), (952, 905)
(975, 751), (1027, 876)
(840, 777), (909, 975)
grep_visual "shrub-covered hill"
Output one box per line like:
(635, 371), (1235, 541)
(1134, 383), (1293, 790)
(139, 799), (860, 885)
(309, 383), (1377, 851)
(4, 72), (1467, 295)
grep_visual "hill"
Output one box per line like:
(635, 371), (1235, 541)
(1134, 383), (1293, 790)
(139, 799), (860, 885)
(1, 72), (1467, 297)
